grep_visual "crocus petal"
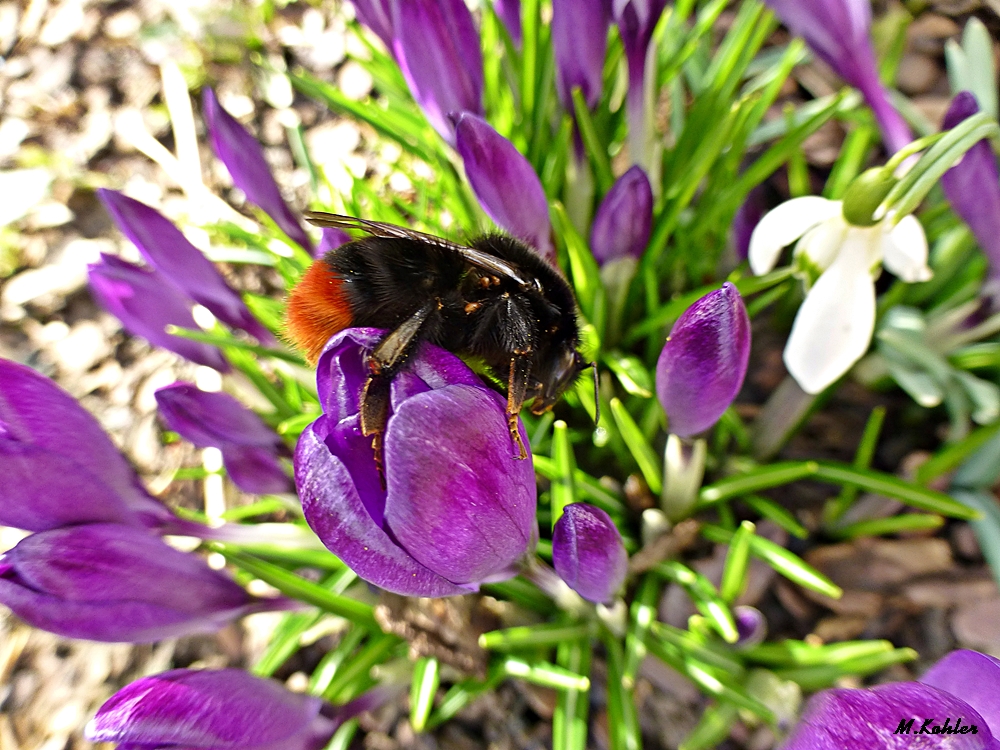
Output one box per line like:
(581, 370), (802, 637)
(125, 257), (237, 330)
(590, 165), (653, 265)
(783, 681), (996, 750)
(88, 254), (231, 372)
(393, 0), (484, 143)
(0, 359), (159, 520)
(316, 226), (350, 258)
(351, 0), (394, 48)
(155, 383), (285, 448)
(763, 0), (911, 153)
(655, 283), (752, 437)
(783, 235), (877, 394)
(87, 669), (335, 750)
(454, 112), (554, 261)
(730, 186), (768, 262)
(882, 214), (932, 282)
(941, 92), (1000, 283)
(0, 524), (265, 642)
(552, 0), (609, 111)
(157, 376), (295, 494)
(0, 440), (140, 531)
(202, 90), (313, 254)
(552, 503), (627, 603)
(748, 196), (841, 275)
(383, 385), (537, 586)
(221, 445), (294, 495)
(922, 650), (1000, 739)
(296, 418), (468, 597)
(494, 0), (522, 48)
(98, 190), (275, 344)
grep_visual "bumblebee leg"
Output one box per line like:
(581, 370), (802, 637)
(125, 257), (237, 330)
(361, 301), (437, 484)
(506, 354), (531, 459)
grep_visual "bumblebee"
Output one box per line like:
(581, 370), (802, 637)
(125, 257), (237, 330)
(285, 214), (591, 465)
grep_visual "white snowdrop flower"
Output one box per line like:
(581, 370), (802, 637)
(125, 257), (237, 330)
(749, 195), (932, 394)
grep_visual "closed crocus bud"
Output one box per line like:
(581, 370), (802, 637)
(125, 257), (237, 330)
(733, 606), (767, 649)
(0, 359), (170, 530)
(454, 113), (554, 262)
(494, 0), (522, 48)
(656, 283), (751, 437)
(763, 0), (911, 154)
(552, 0), (609, 111)
(612, 0), (668, 167)
(552, 503), (627, 604)
(921, 650), (1000, 738)
(941, 93), (1000, 300)
(202, 90), (313, 254)
(98, 190), (275, 344)
(86, 669), (340, 750)
(351, 0), (394, 48)
(88, 254), (231, 372)
(393, 0), (484, 143)
(295, 328), (537, 597)
(783, 681), (996, 750)
(0, 524), (284, 642)
(590, 166), (653, 265)
(155, 382), (292, 495)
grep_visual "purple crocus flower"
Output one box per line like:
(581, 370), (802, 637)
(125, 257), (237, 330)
(921, 650), (1000, 739)
(86, 669), (342, 750)
(612, 0), (668, 165)
(156, 382), (293, 495)
(88, 254), (231, 372)
(784, 682), (996, 749)
(783, 650), (1000, 750)
(730, 185), (769, 263)
(295, 328), (537, 597)
(454, 112), (554, 262)
(941, 92), (1000, 302)
(351, 0), (394, 48)
(393, 0), (484, 143)
(590, 165), (653, 265)
(98, 190), (275, 345)
(0, 358), (171, 531)
(202, 90), (313, 253)
(0, 523), (285, 642)
(655, 283), (751, 437)
(763, 0), (911, 154)
(552, 0), (609, 112)
(733, 605), (767, 649)
(494, 0), (522, 48)
(551, 502), (627, 604)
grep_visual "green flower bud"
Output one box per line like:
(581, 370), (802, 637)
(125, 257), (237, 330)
(841, 168), (896, 227)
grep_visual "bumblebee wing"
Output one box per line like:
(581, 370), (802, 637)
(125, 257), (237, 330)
(305, 212), (527, 285)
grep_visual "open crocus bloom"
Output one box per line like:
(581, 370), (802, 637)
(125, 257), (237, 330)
(783, 649), (1000, 750)
(749, 196), (931, 394)
(295, 328), (537, 597)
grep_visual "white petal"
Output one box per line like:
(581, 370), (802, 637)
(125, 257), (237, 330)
(783, 236), (877, 394)
(793, 215), (847, 274)
(882, 215), (932, 282)
(748, 197), (842, 276)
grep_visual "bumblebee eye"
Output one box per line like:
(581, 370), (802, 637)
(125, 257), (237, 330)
(532, 278), (543, 292)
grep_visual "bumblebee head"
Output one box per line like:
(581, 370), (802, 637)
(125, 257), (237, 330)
(529, 347), (592, 415)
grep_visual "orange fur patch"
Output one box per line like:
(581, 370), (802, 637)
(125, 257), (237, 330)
(284, 261), (353, 363)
